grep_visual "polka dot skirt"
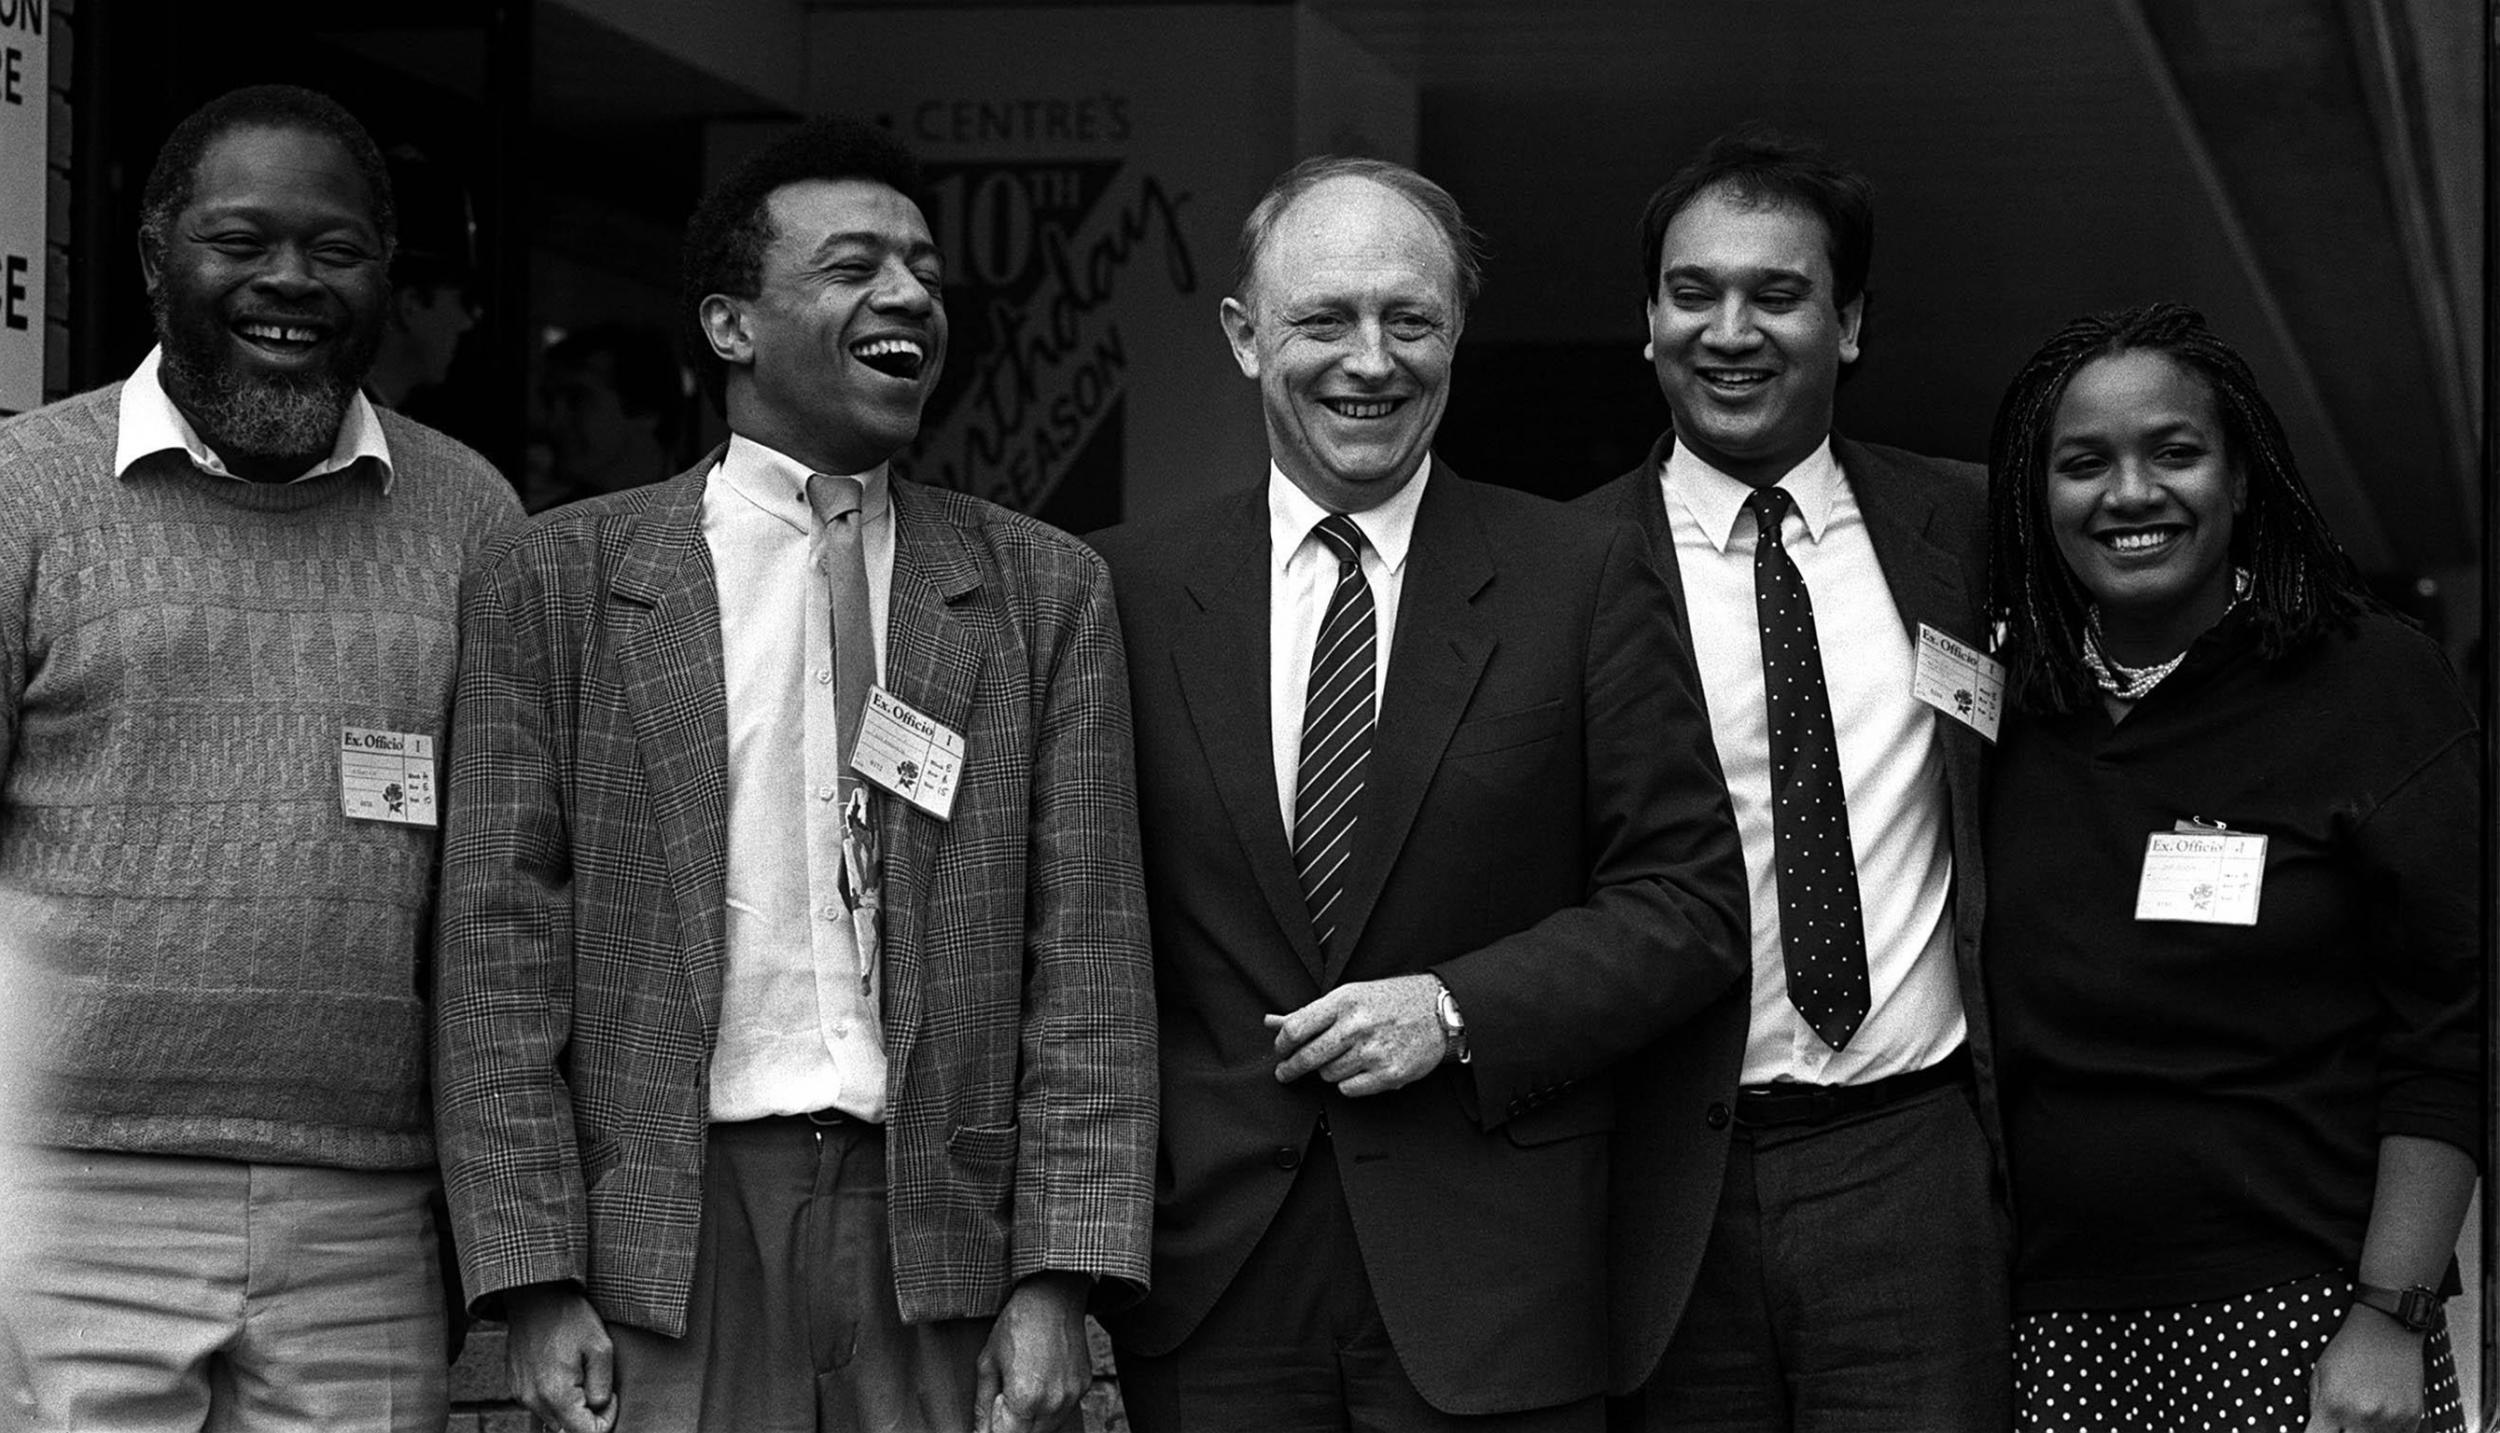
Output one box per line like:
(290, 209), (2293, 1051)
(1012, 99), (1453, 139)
(2016, 1271), (2465, 1432)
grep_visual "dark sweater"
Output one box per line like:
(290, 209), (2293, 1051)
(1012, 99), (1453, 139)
(0, 384), (520, 1169)
(1984, 606), (2481, 1311)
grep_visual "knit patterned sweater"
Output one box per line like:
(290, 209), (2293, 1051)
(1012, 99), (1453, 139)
(0, 383), (521, 1170)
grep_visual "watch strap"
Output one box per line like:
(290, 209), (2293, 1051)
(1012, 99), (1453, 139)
(2353, 1281), (2439, 1334)
(1433, 980), (1471, 1065)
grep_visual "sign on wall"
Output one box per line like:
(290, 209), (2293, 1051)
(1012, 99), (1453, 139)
(839, 58), (1221, 536)
(803, 5), (1413, 526)
(0, 0), (45, 415)
(905, 150), (1195, 533)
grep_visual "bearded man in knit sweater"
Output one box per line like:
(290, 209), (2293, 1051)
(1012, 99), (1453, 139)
(0, 86), (519, 1432)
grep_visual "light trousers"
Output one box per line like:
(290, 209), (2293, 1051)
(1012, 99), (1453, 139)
(2, 1146), (446, 1433)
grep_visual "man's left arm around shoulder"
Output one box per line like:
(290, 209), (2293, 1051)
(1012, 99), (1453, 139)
(1271, 523), (1750, 1117)
(978, 545), (1155, 1432)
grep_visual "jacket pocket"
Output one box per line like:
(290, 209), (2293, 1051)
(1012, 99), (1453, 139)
(1504, 1086), (1616, 1147)
(1444, 700), (1564, 759)
(580, 1135), (624, 1190)
(946, 1121), (1020, 1167)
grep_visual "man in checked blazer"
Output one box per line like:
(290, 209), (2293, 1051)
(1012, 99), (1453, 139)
(434, 117), (1154, 1433)
(1087, 157), (1749, 1430)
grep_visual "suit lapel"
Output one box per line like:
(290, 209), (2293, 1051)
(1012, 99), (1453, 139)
(1838, 436), (1977, 645)
(1835, 438), (1992, 995)
(1170, 488), (1327, 984)
(611, 469), (732, 1029)
(1618, 433), (1693, 640)
(875, 479), (986, 1057)
(1627, 433), (1982, 646)
(1323, 470), (1493, 985)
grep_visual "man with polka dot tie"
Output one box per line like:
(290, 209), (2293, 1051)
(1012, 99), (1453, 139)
(1580, 128), (2012, 1430)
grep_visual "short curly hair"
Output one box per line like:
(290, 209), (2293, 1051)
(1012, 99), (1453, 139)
(679, 115), (927, 408)
(141, 85), (396, 263)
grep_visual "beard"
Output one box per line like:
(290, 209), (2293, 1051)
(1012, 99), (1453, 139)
(152, 287), (382, 469)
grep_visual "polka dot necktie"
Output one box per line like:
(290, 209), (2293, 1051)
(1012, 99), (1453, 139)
(1294, 514), (1376, 960)
(1746, 486), (1869, 1050)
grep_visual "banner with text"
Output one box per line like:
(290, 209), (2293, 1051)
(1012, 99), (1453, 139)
(0, 0), (47, 414)
(808, 6), (1412, 524)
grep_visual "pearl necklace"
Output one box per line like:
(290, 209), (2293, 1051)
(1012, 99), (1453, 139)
(2081, 614), (2185, 700)
(2081, 569), (2252, 702)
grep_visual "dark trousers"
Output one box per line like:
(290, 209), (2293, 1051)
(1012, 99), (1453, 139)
(607, 1117), (991, 1433)
(1118, 1134), (1602, 1433)
(1635, 1081), (2011, 1433)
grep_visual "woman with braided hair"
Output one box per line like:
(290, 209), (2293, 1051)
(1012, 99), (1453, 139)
(1980, 303), (2481, 1432)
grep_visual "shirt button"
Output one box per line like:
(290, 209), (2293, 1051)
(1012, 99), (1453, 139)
(817, 784), (838, 802)
(1705, 1102), (1732, 1130)
(820, 905), (842, 922)
(815, 669), (832, 685)
(1273, 1145), (1301, 1171)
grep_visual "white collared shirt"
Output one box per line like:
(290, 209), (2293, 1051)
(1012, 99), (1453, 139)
(702, 434), (899, 1124)
(1662, 437), (1963, 1087)
(113, 347), (394, 490)
(1267, 459), (1430, 837)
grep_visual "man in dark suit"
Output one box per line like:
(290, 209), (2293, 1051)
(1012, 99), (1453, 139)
(434, 117), (1154, 1433)
(1089, 156), (1749, 1431)
(1581, 129), (2011, 1430)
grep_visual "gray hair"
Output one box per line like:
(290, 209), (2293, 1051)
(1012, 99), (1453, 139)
(1233, 156), (1486, 319)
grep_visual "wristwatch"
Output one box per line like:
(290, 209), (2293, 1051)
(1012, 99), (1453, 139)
(2352, 1281), (2439, 1334)
(1434, 980), (1471, 1065)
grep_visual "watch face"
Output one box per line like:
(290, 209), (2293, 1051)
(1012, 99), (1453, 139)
(2396, 1288), (2438, 1332)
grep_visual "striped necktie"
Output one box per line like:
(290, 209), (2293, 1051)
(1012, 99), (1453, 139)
(1293, 514), (1376, 960)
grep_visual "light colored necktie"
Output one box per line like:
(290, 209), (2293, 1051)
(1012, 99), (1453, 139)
(805, 474), (877, 778)
(806, 473), (881, 994)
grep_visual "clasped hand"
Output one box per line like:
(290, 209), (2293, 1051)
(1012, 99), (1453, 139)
(506, 1273), (1095, 1433)
(1267, 974), (1448, 1096)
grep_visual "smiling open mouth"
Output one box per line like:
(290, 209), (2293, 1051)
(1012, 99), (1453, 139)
(852, 337), (926, 381)
(235, 320), (325, 354)
(1321, 397), (1404, 419)
(1695, 367), (1772, 391)
(2102, 528), (2182, 553)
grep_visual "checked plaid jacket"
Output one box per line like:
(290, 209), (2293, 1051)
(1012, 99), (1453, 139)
(433, 458), (1156, 1337)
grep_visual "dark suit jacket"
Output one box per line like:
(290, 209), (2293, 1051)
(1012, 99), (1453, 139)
(1576, 436), (2007, 1314)
(1088, 466), (1749, 1415)
(433, 459), (1157, 1338)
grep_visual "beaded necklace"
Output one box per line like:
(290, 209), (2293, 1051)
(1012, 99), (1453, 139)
(2081, 568), (2252, 702)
